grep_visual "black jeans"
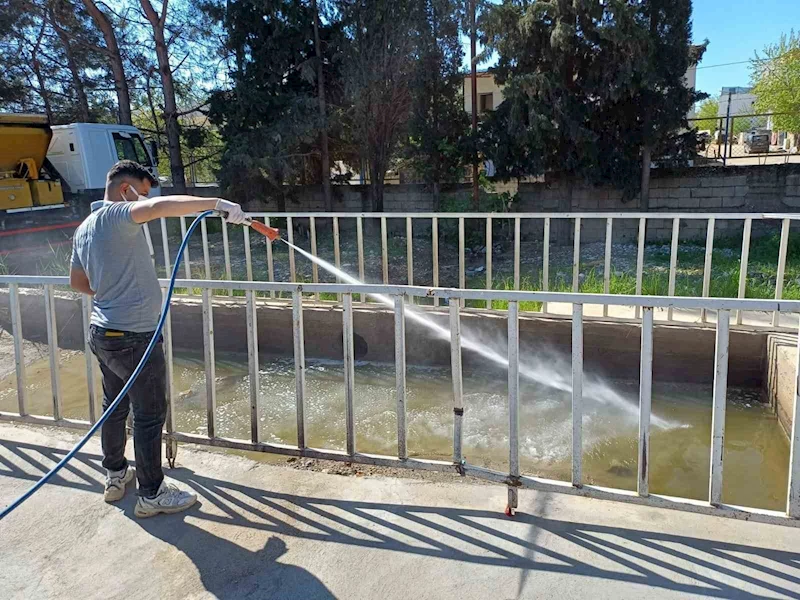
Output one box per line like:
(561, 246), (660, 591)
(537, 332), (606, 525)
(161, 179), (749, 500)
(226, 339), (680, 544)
(89, 326), (167, 498)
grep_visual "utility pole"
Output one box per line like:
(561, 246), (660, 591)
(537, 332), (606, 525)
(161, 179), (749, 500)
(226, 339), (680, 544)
(723, 88), (733, 167)
(470, 0), (479, 210)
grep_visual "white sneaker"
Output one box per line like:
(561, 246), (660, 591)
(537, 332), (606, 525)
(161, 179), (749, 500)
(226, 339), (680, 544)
(134, 481), (197, 518)
(104, 466), (135, 503)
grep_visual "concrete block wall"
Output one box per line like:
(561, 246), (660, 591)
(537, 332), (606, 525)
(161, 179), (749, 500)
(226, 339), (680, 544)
(143, 164), (800, 245)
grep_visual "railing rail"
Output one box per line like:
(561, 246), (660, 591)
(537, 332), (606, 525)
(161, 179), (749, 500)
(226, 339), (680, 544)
(142, 211), (800, 331)
(0, 274), (798, 524)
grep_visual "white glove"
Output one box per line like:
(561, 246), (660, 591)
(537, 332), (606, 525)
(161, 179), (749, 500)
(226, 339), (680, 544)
(215, 199), (247, 225)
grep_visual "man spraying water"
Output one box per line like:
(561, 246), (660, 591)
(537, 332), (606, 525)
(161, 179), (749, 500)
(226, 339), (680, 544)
(69, 160), (247, 517)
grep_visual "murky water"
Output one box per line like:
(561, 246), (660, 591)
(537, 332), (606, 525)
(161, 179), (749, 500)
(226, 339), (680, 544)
(0, 350), (789, 512)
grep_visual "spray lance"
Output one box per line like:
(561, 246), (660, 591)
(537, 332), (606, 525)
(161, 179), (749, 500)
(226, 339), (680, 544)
(213, 209), (283, 242)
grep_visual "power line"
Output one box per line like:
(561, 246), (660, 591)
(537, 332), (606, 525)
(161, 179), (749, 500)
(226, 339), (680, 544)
(695, 55), (784, 70)
(695, 59), (752, 70)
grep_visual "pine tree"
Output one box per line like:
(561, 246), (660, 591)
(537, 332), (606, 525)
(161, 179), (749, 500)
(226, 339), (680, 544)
(401, 0), (469, 210)
(480, 0), (704, 209)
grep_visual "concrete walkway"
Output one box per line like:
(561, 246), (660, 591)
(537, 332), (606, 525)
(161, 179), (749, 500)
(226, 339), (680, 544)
(1, 423), (799, 600)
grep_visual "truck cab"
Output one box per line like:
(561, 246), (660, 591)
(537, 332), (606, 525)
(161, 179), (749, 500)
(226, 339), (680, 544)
(48, 123), (161, 196)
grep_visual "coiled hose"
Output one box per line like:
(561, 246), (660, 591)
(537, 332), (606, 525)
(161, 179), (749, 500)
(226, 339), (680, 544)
(0, 210), (215, 520)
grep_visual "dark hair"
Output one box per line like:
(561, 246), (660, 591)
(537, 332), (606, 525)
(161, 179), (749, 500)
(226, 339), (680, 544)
(106, 160), (158, 187)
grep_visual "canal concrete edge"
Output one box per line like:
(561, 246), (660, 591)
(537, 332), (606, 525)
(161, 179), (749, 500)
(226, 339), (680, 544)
(1, 422), (799, 600)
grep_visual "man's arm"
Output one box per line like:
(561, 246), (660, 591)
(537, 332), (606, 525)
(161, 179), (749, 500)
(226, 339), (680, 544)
(129, 196), (244, 224)
(70, 267), (94, 296)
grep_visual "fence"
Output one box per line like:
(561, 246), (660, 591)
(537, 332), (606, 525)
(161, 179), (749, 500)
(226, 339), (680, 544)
(144, 211), (800, 330)
(689, 112), (799, 167)
(1, 275), (799, 523)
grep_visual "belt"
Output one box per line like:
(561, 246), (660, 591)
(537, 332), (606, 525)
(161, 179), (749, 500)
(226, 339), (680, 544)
(91, 325), (153, 338)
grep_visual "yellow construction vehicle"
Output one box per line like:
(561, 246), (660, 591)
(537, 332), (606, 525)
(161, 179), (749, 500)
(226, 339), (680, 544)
(0, 113), (66, 214)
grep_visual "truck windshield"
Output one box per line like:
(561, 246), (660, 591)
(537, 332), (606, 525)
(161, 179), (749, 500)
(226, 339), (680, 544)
(113, 133), (152, 167)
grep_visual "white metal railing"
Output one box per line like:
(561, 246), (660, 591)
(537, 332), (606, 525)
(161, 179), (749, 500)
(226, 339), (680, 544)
(1, 274), (799, 524)
(143, 211), (800, 329)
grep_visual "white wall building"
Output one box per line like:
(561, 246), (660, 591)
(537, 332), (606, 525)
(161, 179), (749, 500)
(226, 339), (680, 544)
(717, 87), (758, 118)
(465, 66), (699, 120)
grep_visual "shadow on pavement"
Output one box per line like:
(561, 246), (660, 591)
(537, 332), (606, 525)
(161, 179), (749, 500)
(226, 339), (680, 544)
(3, 440), (800, 599)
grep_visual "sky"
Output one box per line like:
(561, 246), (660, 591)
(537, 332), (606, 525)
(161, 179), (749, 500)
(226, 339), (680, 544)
(462, 1), (799, 101)
(692, 0), (799, 99)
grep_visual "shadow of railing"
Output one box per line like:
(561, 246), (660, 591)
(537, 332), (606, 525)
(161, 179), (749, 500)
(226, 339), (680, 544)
(2, 439), (800, 599)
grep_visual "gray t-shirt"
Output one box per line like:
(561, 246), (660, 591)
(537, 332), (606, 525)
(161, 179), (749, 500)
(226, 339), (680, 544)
(70, 200), (162, 333)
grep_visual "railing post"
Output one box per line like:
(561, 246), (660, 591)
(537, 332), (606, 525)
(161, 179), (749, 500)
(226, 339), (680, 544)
(309, 216), (319, 301)
(243, 225), (253, 282)
(9, 284), (27, 416)
(381, 216), (389, 285)
(572, 303), (583, 487)
(293, 290), (306, 449)
(603, 217), (613, 317)
(788, 320), (800, 518)
(221, 219), (233, 297)
(357, 216), (365, 284)
(163, 290), (177, 465)
(635, 217), (646, 320)
(667, 217), (680, 321)
(507, 301), (520, 514)
(202, 289), (217, 438)
(159, 217), (172, 276)
(736, 218), (752, 325)
(343, 293), (355, 455)
(514, 216), (521, 290)
(458, 217), (466, 301)
(638, 307), (654, 496)
(572, 217), (581, 293)
(246, 290), (260, 444)
(81, 294), (97, 423)
(542, 217), (550, 313)
(334, 217), (342, 302)
(287, 216), (296, 284)
(395, 295), (407, 460)
(200, 217), (212, 280)
(265, 217), (276, 299)
(432, 217), (439, 307)
(773, 218), (790, 327)
(406, 216), (414, 288)
(485, 216), (492, 309)
(44, 284), (62, 421)
(450, 301), (464, 465)
(701, 218), (715, 323)
(709, 310), (730, 506)
(179, 216), (192, 294)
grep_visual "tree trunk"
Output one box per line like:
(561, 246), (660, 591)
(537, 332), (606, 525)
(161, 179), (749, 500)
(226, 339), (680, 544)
(32, 58), (53, 123)
(432, 181), (441, 212)
(82, 0), (132, 125)
(51, 11), (90, 122)
(312, 0), (332, 211)
(469, 0), (479, 210)
(369, 159), (384, 212)
(30, 15), (52, 122)
(640, 145), (652, 210)
(140, 0), (186, 193)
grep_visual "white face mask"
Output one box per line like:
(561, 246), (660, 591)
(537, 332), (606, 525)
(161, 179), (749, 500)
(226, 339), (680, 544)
(120, 186), (140, 203)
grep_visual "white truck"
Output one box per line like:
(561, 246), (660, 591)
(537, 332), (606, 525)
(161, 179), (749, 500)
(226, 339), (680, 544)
(47, 123), (161, 195)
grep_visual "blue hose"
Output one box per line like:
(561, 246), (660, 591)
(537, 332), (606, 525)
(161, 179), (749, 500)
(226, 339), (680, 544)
(0, 210), (215, 520)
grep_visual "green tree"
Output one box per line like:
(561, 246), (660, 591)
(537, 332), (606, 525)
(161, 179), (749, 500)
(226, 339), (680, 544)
(753, 30), (800, 135)
(400, 0), (470, 210)
(480, 0), (703, 211)
(204, 0), (341, 208)
(338, 0), (416, 211)
(695, 96), (719, 129)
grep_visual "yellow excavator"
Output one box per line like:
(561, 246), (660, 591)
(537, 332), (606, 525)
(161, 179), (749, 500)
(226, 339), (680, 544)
(0, 113), (66, 215)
